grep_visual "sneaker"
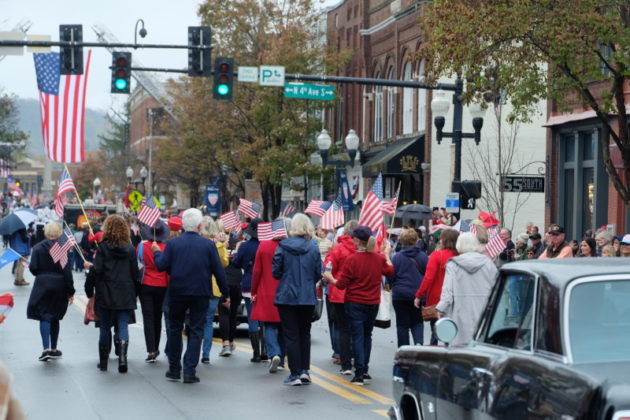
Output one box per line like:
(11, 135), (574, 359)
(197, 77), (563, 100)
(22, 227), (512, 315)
(340, 369), (352, 376)
(350, 375), (364, 386)
(145, 354), (157, 363)
(38, 351), (50, 362)
(300, 371), (312, 385)
(363, 373), (372, 383)
(165, 370), (181, 381)
(219, 346), (232, 357)
(14, 280), (30, 286)
(268, 355), (281, 373)
(201, 357), (210, 364)
(183, 374), (200, 384)
(283, 375), (301, 386)
(48, 349), (62, 359)
(229, 344), (235, 352)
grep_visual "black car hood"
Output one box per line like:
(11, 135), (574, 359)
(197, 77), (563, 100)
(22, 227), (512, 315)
(574, 362), (630, 410)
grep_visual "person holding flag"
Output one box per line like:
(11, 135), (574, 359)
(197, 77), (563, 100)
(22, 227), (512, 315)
(26, 222), (75, 362)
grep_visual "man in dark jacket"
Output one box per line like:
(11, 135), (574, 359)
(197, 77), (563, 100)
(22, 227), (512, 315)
(152, 208), (228, 384)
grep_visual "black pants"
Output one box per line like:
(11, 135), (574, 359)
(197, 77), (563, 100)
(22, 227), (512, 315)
(219, 283), (242, 342)
(278, 305), (313, 376)
(168, 295), (209, 376)
(331, 302), (352, 370)
(139, 285), (167, 353)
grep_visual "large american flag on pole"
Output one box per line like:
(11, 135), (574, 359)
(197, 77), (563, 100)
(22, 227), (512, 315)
(257, 220), (288, 241)
(49, 228), (76, 268)
(359, 173), (385, 233)
(238, 198), (261, 219)
(320, 196), (344, 230)
(305, 200), (331, 217)
(34, 51), (92, 163)
(137, 197), (161, 227)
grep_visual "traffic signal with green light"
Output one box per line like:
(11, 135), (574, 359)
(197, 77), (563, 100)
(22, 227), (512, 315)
(111, 52), (131, 94)
(213, 57), (234, 100)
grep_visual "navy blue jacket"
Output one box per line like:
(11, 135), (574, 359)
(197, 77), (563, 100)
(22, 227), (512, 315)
(233, 238), (259, 293)
(389, 246), (428, 301)
(272, 237), (321, 306)
(154, 231), (227, 298)
(10, 229), (30, 257)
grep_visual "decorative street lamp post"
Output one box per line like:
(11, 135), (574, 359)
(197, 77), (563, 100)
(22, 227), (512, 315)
(316, 129), (360, 199)
(126, 166), (133, 185)
(93, 177), (101, 203)
(140, 166), (148, 195)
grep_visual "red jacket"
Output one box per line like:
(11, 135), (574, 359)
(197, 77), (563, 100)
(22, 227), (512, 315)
(336, 251), (394, 305)
(414, 249), (457, 305)
(251, 240), (281, 323)
(323, 235), (356, 303)
(137, 240), (169, 287)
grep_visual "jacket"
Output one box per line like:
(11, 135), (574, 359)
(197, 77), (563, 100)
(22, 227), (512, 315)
(415, 248), (457, 306)
(233, 238), (260, 293)
(85, 242), (140, 311)
(389, 246), (428, 301)
(336, 251), (394, 305)
(251, 240), (281, 322)
(272, 237), (321, 306)
(323, 235), (356, 303)
(436, 252), (498, 347)
(154, 231), (228, 298)
(137, 240), (168, 287)
(9, 229), (30, 257)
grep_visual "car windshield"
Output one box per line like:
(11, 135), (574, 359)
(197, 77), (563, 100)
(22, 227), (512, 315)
(568, 279), (630, 363)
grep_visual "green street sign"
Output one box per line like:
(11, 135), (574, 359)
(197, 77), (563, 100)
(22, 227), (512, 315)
(284, 83), (335, 101)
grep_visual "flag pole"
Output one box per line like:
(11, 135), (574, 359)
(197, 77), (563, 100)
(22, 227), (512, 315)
(61, 219), (87, 263)
(387, 181), (402, 241)
(63, 164), (94, 235)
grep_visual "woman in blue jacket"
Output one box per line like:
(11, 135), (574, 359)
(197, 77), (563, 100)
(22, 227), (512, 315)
(272, 213), (321, 386)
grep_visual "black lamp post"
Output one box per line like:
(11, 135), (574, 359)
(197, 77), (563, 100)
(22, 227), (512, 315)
(140, 166), (148, 195)
(316, 129), (360, 198)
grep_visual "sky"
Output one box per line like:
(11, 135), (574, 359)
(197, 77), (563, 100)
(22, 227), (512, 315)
(0, 0), (204, 112)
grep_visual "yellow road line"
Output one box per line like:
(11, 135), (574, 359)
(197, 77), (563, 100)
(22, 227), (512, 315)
(372, 409), (389, 418)
(309, 365), (394, 405)
(311, 375), (370, 404)
(72, 295), (142, 329)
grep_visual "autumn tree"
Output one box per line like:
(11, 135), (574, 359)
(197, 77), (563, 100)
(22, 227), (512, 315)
(420, 1), (630, 202)
(0, 91), (28, 169)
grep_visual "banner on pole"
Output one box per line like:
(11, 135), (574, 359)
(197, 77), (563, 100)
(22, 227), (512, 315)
(205, 184), (221, 216)
(337, 168), (354, 212)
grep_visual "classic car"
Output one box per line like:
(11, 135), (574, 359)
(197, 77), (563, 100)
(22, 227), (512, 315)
(390, 258), (630, 420)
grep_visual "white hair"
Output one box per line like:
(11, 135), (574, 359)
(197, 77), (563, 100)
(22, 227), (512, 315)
(182, 208), (203, 232)
(200, 215), (219, 238)
(456, 232), (485, 254)
(289, 213), (314, 238)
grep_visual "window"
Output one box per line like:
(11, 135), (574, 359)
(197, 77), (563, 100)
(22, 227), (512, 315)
(402, 62), (413, 134)
(417, 60), (426, 132)
(534, 277), (562, 355)
(386, 67), (395, 139)
(484, 273), (536, 350)
(374, 76), (383, 143)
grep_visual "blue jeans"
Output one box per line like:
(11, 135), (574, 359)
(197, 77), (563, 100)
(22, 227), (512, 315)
(168, 295), (209, 376)
(202, 298), (220, 359)
(244, 297), (260, 333)
(98, 309), (130, 345)
(39, 320), (60, 349)
(345, 302), (378, 376)
(264, 322), (284, 360)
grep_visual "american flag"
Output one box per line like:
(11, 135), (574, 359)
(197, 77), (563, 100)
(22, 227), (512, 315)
(279, 201), (296, 217)
(320, 196), (344, 230)
(359, 173), (385, 233)
(257, 220), (288, 241)
(49, 228), (76, 268)
(220, 210), (241, 231)
(54, 194), (66, 218)
(238, 198), (261, 219)
(305, 200), (331, 217)
(485, 228), (507, 258)
(0, 160), (11, 178)
(34, 51), (92, 163)
(137, 197), (161, 227)
(382, 189), (399, 216)
(57, 168), (76, 196)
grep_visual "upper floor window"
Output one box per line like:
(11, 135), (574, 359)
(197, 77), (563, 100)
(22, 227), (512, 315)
(386, 67), (396, 139)
(374, 74), (383, 143)
(402, 62), (413, 134)
(417, 60), (426, 132)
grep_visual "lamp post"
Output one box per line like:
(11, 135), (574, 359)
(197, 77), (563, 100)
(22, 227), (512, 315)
(134, 19), (147, 47)
(93, 177), (101, 203)
(140, 166), (148, 195)
(317, 129), (360, 199)
(126, 166), (133, 185)
(430, 80), (486, 183)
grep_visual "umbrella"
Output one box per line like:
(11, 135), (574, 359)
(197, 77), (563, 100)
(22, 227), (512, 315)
(0, 208), (38, 235)
(395, 204), (433, 220)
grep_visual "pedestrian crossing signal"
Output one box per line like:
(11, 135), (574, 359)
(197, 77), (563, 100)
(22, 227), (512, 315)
(213, 57), (234, 100)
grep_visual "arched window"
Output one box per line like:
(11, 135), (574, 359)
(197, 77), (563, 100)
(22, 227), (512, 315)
(386, 66), (395, 139)
(402, 62), (413, 134)
(417, 60), (426, 132)
(374, 72), (383, 143)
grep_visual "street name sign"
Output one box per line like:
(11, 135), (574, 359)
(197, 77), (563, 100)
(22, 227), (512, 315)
(501, 175), (545, 193)
(238, 66), (258, 83)
(445, 192), (460, 213)
(259, 65), (285, 86)
(284, 83), (335, 100)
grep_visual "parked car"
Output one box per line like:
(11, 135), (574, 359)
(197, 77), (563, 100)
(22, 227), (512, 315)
(390, 258), (630, 420)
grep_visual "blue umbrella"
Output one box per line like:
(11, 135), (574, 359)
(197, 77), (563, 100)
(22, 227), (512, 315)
(0, 209), (38, 235)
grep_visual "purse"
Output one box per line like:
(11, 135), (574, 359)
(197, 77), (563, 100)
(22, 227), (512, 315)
(83, 297), (99, 325)
(421, 304), (439, 321)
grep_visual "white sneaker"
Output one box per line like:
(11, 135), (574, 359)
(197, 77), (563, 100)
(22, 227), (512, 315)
(269, 355), (281, 373)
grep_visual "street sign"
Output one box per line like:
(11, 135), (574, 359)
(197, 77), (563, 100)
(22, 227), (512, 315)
(445, 192), (460, 213)
(259, 65), (285, 86)
(238, 66), (258, 83)
(128, 190), (144, 212)
(501, 175), (545, 193)
(284, 83), (335, 101)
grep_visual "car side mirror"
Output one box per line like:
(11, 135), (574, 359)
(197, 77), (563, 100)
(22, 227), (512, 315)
(435, 318), (458, 346)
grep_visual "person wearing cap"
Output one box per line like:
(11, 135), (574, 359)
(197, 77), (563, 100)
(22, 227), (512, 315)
(539, 225), (573, 259)
(323, 225), (394, 386)
(529, 232), (544, 258)
(137, 220), (170, 363)
(167, 217), (183, 240)
(619, 235), (630, 257)
(233, 217), (265, 362)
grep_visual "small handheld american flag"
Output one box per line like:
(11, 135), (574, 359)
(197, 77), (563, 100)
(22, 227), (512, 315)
(49, 228), (76, 268)
(220, 210), (241, 231)
(238, 198), (261, 219)
(305, 200), (331, 217)
(279, 201), (296, 217)
(138, 197), (161, 227)
(359, 173), (385, 233)
(320, 196), (344, 230)
(257, 220), (288, 241)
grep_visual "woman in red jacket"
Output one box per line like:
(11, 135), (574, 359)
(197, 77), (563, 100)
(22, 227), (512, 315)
(413, 229), (459, 344)
(251, 218), (290, 374)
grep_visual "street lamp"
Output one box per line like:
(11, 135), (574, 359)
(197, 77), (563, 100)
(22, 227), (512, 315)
(134, 19), (147, 47)
(126, 166), (134, 184)
(140, 166), (148, 194)
(93, 177), (101, 203)
(317, 129), (360, 167)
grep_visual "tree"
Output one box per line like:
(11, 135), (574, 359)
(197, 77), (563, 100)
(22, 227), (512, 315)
(420, 0), (630, 202)
(0, 91), (28, 169)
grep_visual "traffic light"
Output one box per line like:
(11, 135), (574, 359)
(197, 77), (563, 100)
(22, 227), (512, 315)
(213, 57), (234, 100)
(59, 25), (83, 75)
(111, 52), (131, 94)
(188, 26), (212, 77)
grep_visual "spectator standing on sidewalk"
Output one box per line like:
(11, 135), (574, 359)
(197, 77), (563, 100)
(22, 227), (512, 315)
(10, 228), (30, 286)
(539, 225), (573, 259)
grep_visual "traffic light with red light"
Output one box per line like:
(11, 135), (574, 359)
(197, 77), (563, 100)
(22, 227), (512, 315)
(213, 57), (234, 100)
(111, 52), (131, 94)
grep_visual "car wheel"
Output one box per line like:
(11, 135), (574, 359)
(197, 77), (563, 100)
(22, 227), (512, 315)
(400, 394), (421, 420)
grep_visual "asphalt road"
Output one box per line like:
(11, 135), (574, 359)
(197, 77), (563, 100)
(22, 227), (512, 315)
(0, 264), (420, 420)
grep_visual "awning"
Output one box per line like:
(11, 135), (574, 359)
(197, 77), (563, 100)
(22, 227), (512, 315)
(362, 134), (424, 178)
